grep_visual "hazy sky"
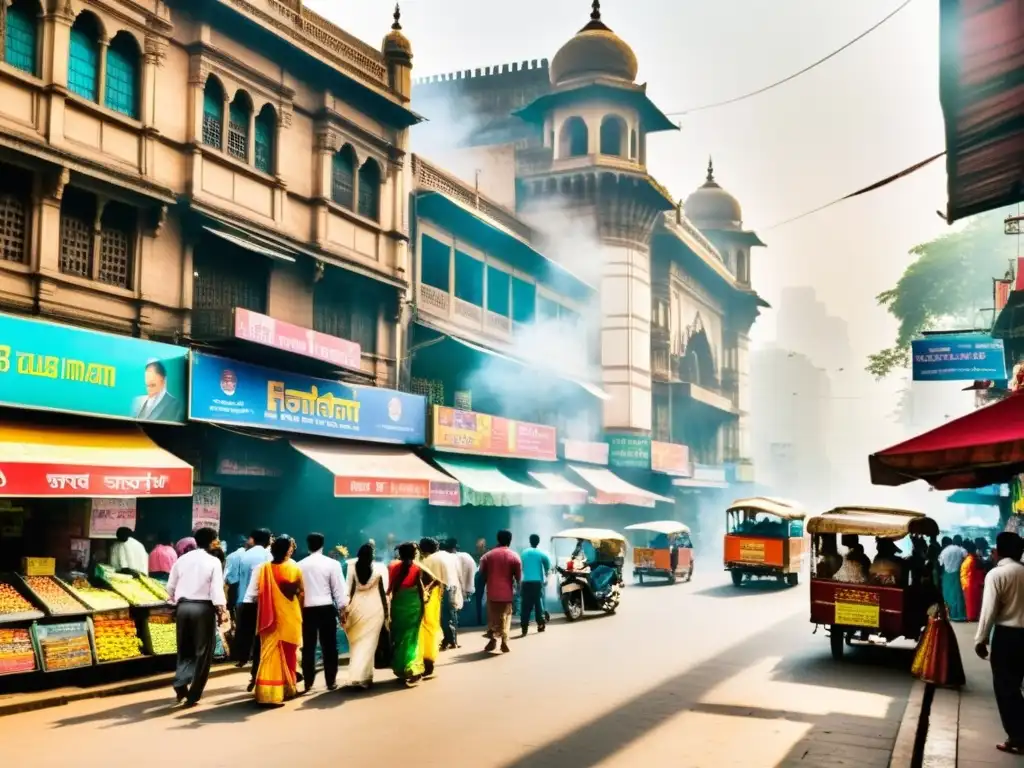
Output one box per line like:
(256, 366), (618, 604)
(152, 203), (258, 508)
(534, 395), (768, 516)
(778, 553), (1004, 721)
(311, 0), (948, 361)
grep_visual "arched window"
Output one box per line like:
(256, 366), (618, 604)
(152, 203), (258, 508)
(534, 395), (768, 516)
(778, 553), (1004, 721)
(4, 0), (40, 75)
(254, 105), (276, 174)
(68, 12), (101, 102)
(599, 115), (627, 157)
(559, 116), (588, 158)
(629, 129), (638, 160)
(227, 91), (251, 161)
(104, 32), (139, 119)
(357, 158), (381, 220)
(202, 77), (224, 149)
(331, 145), (356, 209)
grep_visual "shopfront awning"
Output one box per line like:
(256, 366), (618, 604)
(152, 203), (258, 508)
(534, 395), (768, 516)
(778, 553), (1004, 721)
(433, 457), (546, 507)
(527, 471), (589, 506)
(0, 423), (193, 497)
(292, 442), (460, 506)
(567, 464), (673, 508)
(202, 225), (297, 264)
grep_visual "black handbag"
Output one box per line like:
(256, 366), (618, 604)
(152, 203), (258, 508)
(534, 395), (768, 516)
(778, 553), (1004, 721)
(373, 576), (393, 670)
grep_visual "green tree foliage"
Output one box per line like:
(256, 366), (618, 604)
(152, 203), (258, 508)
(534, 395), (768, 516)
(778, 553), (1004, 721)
(868, 207), (1020, 378)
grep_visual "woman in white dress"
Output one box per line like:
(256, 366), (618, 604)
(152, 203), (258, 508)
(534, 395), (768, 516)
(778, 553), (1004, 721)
(343, 543), (389, 689)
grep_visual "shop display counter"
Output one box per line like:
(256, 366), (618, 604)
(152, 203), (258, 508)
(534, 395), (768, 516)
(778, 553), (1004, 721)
(90, 610), (144, 664)
(98, 571), (165, 609)
(0, 578), (44, 624)
(0, 627), (39, 675)
(138, 575), (169, 602)
(17, 575), (91, 617)
(143, 608), (176, 656)
(32, 621), (93, 672)
(66, 578), (131, 612)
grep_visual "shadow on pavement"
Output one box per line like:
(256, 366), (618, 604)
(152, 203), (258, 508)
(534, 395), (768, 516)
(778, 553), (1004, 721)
(692, 581), (797, 599)
(298, 681), (398, 710)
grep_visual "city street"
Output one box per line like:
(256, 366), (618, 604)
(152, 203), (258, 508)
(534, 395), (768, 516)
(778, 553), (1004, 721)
(0, 569), (915, 768)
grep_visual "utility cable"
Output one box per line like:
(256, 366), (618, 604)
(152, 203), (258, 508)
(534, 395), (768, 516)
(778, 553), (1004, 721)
(664, 0), (916, 116)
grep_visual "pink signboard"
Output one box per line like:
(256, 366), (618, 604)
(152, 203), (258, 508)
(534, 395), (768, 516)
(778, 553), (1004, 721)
(561, 439), (609, 466)
(234, 309), (362, 371)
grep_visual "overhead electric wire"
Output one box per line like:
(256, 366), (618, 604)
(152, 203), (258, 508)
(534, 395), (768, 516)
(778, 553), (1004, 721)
(762, 151), (946, 231)
(664, 0), (916, 116)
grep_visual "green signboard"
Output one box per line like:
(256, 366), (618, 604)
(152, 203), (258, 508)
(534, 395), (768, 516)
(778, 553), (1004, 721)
(0, 312), (188, 424)
(607, 434), (652, 469)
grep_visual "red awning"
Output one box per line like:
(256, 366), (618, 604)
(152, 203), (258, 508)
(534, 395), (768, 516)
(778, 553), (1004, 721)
(869, 393), (1024, 489)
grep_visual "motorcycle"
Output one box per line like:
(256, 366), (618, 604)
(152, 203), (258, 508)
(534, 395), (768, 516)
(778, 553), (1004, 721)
(551, 528), (626, 621)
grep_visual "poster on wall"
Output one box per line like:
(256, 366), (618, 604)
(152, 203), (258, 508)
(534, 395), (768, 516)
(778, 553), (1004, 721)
(191, 486), (222, 533)
(88, 499), (137, 539)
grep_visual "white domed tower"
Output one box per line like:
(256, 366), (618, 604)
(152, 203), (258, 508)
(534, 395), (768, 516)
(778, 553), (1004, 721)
(516, 1), (679, 434)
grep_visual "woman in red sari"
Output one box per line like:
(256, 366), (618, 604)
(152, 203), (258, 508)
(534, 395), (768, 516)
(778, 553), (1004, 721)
(960, 541), (985, 622)
(252, 535), (304, 705)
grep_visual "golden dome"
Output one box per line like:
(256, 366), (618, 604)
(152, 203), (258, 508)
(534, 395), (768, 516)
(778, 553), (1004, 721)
(684, 159), (743, 228)
(382, 4), (412, 57)
(549, 1), (638, 86)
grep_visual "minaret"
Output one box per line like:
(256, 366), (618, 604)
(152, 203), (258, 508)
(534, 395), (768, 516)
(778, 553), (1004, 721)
(382, 4), (413, 101)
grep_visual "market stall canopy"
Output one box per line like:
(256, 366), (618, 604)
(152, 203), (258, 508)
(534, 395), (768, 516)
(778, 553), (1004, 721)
(828, 506), (925, 518)
(869, 393), (1024, 489)
(527, 471), (589, 506)
(567, 464), (673, 507)
(807, 510), (940, 540)
(292, 442), (460, 505)
(0, 423), (193, 497)
(432, 457), (545, 507)
(624, 521), (691, 535)
(726, 497), (806, 520)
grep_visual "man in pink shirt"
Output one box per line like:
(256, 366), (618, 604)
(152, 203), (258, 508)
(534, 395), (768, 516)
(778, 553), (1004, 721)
(479, 530), (522, 653)
(148, 531), (178, 579)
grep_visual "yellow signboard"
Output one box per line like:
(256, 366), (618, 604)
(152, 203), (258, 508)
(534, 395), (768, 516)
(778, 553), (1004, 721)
(835, 601), (880, 628)
(739, 540), (765, 563)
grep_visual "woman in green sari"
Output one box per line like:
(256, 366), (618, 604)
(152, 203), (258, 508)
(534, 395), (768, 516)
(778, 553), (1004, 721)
(388, 542), (426, 686)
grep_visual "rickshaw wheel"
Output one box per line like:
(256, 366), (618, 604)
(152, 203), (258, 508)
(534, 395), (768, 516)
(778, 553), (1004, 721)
(668, 572), (677, 585)
(730, 571), (743, 587)
(786, 573), (799, 587)
(830, 627), (845, 660)
(637, 573), (644, 585)
(685, 565), (694, 582)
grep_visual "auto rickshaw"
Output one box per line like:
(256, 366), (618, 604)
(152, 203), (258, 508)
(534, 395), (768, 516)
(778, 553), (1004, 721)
(551, 528), (626, 621)
(807, 507), (940, 660)
(624, 521), (694, 584)
(724, 497), (807, 587)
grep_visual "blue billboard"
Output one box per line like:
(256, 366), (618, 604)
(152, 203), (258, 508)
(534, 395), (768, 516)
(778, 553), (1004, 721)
(911, 335), (1007, 382)
(189, 352), (427, 445)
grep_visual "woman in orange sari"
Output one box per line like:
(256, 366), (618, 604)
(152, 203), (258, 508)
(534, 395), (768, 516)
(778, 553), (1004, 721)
(251, 535), (304, 705)
(960, 541), (985, 622)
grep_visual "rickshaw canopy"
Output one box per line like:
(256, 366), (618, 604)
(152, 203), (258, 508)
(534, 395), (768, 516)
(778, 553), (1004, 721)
(552, 528), (627, 543)
(828, 506), (925, 518)
(727, 497), (807, 521)
(624, 521), (691, 535)
(807, 509), (940, 539)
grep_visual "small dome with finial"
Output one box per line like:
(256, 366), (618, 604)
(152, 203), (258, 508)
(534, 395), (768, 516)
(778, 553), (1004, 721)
(549, 1), (638, 86)
(382, 3), (412, 57)
(683, 157), (743, 229)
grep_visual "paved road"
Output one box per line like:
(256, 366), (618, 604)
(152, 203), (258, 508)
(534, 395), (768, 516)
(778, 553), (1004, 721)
(2, 570), (915, 767)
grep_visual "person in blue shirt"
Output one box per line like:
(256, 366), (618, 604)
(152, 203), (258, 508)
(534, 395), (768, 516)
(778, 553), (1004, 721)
(520, 534), (552, 636)
(232, 528), (272, 683)
(223, 534), (251, 626)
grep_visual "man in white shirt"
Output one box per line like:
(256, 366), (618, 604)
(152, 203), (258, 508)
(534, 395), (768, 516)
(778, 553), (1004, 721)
(939, 535), (969, 621)
(297, 533), (346, 692)
(166, 527), (227, 707)
(438, 539), (466, 650)
(975, 532), (1024, 755)
(110, 527), (149, 573)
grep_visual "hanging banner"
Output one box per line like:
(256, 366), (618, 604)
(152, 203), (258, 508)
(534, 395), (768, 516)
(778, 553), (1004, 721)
(233, 309), (362, 372)
(996, 279), (1013, 312)
(430, 406), (557, 461)
(88, 499), (138, 539)
(651, 441), (692, 477)
(911, 335), (1007, 381)
(191, 486), (222, 532)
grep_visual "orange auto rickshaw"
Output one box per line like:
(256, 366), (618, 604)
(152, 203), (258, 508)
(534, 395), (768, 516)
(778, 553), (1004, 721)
(724, 497), (807, 587)
(624, 522), (694, 584)
(807, 507), (939, 660)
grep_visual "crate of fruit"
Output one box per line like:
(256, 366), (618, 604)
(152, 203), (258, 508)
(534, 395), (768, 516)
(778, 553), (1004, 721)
(97, 569), (166, 609)
(90, 610), (144, 664)
(138, 575), (169, 602)
(141, 607), (177, 656)
(17, 575), (91, 617)
(32, 620), (94, 672)
(66, 578), (131, 612)
(0, 626), (39, 676)
(0, 576), (44, 624)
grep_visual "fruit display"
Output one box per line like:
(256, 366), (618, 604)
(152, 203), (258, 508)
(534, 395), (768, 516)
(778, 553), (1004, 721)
(22, 576), (88, 616)
(139, 575), (169, 601)
(92, 611), (143, 663)
(34, 622), (93, 671)
(0, 628), (37, 675)
(147, 611), (176, 655)
(67, 579), (130, 612)
(0, 581), (43, 622)
(102, 572), (163, 607)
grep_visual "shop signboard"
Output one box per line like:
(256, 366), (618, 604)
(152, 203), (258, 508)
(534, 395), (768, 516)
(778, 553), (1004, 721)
(693, 464), (727, 484)
(191, 486), (221, 532)
(32, 621), (93, 672)
(233, 309), (362, 372)
(561, 439), (609, 466)
(0, 311), (188, 424)
(333, 477), (461, 506)
(651, 441), (691, 476)
(911, 334), (1007, 382)
(189, 352), (427, 445)
(88, 499), (137, 539)
(430, 406), (557, 461)
(607, 434), (651, 469)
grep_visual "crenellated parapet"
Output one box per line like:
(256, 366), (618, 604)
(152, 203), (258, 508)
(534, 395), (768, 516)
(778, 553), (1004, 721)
(414, 59), (550, 87)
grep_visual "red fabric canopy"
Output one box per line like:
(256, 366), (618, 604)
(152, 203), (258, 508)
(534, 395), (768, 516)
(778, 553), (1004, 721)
(869, 393), (1024, 489)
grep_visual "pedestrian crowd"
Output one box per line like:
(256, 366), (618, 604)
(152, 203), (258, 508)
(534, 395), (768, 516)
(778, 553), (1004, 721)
(151, 526), (553, 708)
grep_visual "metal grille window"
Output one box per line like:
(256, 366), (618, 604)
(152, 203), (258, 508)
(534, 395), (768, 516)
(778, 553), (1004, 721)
(4, 0), (38, 75)
(59, 190), (95, 278)
(227, 96), (250, 161)
(0, 194), (26, 263)
(254, 107), (275, 174)
(410, 377), (444, 407)
(192, 239), (268, 338)
(67, 16), (99, 102)
(104, 34), (138, 119)
(202, 79), (224, 149)
(357, 159), (380, 220)
(331, 147), (355, 209)
(314, 268), (380, 353)
(98, 202), (134, 288)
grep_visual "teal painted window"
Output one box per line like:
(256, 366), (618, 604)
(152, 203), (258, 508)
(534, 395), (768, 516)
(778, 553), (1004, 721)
(227, 96), (250, 160)
(5, 1), (38, 75)
(67, 17), (99, 102)
(331, 147), (355, 209)
(254, 108), (275, 173)
(420, 235), (450, 292)
(537, 295), (560, 323)
(104, 35), (138, 118)
(357, 159), (380, 220)
(511, 277), (536, 324)
(486, 266), (510, 317)
(202, 79), (223, 148)
(454, 250), (483, 306)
